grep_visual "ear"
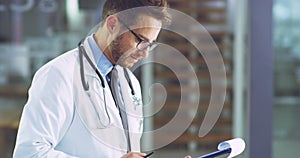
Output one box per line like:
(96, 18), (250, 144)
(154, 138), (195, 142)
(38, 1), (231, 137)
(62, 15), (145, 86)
(105, 15), (119, 34)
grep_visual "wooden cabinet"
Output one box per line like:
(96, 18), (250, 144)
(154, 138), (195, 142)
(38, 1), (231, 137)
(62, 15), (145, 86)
(152, 0), (232, 150)
(0, 85), (28, 157)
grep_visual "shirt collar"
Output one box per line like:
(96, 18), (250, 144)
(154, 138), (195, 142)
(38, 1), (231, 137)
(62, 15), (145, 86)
(87, 34), (113, 76)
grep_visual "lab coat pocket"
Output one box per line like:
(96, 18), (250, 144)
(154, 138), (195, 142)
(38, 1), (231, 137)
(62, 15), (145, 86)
(136, 117), (143, 134)
(128, 117), (143, 151)
(128, 116), (143, 134)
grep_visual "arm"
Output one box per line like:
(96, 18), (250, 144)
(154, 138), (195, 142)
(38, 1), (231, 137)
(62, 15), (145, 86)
(13, 65), (78, 158)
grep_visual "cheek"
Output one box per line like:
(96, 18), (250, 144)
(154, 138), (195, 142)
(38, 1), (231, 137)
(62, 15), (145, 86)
(121, 32), (138, 50)
(120, 40), (137, 54)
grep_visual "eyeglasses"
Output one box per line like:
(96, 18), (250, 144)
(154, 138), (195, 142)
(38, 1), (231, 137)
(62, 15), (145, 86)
(118, 19), (158, 51)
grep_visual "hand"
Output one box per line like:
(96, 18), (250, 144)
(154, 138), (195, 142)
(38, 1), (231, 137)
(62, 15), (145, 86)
(184, 156), (192, 158)
(121, 152), (147, 158)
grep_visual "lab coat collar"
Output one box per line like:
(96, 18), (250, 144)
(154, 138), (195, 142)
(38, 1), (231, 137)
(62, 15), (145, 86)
(81, 36), (112, 79)
(87, 35), (113, 77)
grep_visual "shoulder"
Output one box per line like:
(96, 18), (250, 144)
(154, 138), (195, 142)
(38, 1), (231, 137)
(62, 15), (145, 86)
(34, 49), (78, 80)
(31, 48), (79, 94)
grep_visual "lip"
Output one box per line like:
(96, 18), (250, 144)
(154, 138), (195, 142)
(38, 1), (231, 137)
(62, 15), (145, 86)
(131, 55), (138, 62)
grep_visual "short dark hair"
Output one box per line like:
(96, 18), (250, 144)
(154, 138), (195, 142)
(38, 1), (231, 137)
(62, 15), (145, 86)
(102, 0), (171, 26)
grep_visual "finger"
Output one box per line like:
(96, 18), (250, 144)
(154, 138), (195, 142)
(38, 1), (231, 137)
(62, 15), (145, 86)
(122, 152), (147, 158)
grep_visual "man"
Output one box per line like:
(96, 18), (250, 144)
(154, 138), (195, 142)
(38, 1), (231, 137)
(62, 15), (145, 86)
(13, 0), (171, 157)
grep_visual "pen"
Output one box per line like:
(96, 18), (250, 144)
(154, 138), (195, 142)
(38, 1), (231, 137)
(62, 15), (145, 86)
(143, 151), (154, 158)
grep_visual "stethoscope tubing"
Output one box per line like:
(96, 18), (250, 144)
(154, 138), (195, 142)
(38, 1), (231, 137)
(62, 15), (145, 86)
(77, 38), (137, 129)
(78, 38), (135, 93)
(78, 39), (105, 90)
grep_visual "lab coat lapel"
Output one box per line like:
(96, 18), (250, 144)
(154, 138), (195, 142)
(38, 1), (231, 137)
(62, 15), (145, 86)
(117, 66), (143, 152)
(73, 38), (128, 152)
(117, 66), (143, 118)
(81, 37), (122, 123)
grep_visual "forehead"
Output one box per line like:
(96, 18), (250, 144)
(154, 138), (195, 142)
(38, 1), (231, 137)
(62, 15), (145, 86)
(124, 15), (162, 42)
(131, 15), (162, 30)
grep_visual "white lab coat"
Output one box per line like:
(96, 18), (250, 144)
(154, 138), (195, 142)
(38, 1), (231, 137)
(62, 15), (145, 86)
(13, 38), (144, 158)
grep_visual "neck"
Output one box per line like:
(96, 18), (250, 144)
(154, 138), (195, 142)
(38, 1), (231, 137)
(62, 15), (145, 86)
(94, 29), (115, 65)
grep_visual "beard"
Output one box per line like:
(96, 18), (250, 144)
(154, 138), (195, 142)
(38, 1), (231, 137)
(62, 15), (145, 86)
(109, 35), (136, 68)
(110, 35), (123, 65)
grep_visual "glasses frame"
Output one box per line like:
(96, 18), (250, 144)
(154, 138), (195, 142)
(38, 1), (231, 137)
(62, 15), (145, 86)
(118, 19), (158, 51)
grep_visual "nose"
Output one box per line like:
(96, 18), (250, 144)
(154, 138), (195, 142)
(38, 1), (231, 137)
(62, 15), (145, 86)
(138, 47), (150, 58)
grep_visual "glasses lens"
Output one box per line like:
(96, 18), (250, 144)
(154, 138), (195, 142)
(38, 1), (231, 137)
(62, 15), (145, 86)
(149, 42), (158, 51)
(137, 41), (158, 51)
(137, 41), (149, 50)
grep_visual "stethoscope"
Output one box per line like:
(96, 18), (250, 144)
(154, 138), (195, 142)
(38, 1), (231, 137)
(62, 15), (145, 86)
(78, 38), (142, 128)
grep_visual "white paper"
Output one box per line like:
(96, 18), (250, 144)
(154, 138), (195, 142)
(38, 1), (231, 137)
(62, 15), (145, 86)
(217, 138), (246, 158)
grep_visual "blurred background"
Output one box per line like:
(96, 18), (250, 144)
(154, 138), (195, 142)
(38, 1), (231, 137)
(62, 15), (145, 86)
(0, 0), (299, 157)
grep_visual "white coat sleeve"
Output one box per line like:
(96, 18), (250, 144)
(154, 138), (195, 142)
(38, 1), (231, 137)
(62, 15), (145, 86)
(13, 64), (78, 158)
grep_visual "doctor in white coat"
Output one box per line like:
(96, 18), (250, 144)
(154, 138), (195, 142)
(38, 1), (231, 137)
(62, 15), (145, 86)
(13, 0), (171, 157)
